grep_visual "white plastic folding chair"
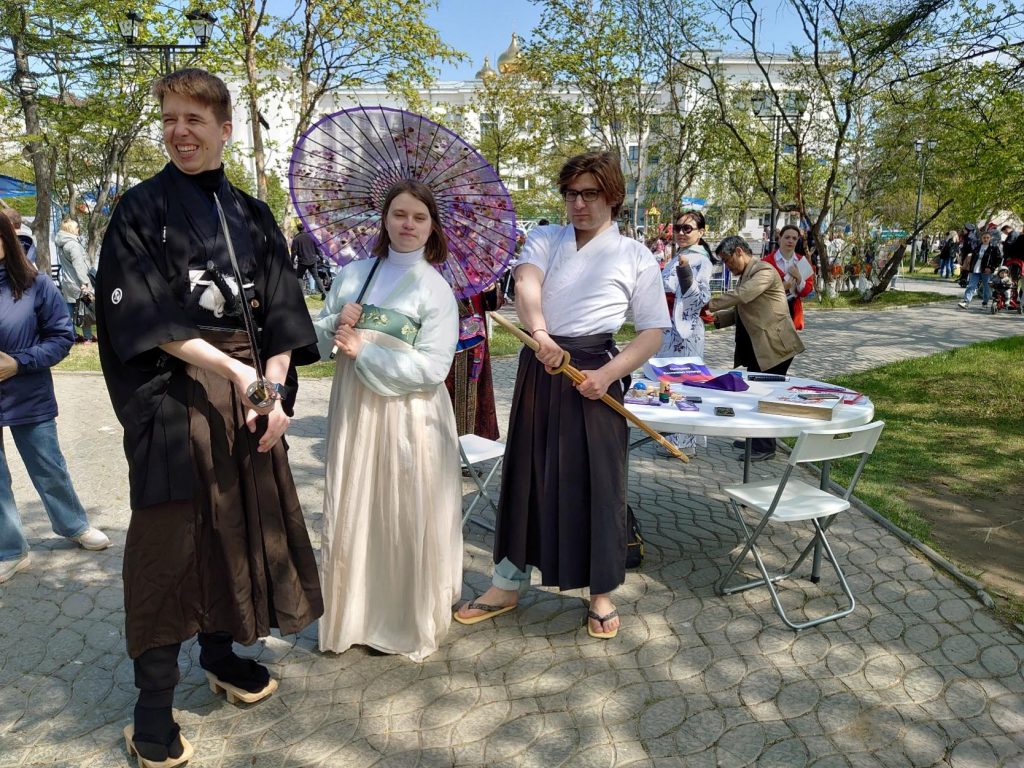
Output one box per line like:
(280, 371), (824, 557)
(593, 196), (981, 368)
(458, 434), (505, 531)
(716, 421), (885, 630)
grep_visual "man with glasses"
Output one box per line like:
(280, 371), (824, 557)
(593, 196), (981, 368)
(454, 151), (669, 639)
(708, 236), (804, 462)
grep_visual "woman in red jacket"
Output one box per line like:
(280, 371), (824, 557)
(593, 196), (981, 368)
(762, 224), (814, 330)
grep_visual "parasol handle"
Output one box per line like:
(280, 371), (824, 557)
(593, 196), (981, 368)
(488, 312), (689, 463)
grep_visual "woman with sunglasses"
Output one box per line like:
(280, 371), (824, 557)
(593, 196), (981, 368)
(655, 211), (714, 455)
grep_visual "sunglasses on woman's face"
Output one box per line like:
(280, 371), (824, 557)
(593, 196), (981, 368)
(673, 223), (697, 234)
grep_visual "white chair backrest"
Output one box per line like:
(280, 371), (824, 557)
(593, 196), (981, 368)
(789, 421), (885, 465)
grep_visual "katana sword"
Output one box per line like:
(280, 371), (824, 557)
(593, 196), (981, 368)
(212, 192), (282, 409)
(488, 312), (689, 462)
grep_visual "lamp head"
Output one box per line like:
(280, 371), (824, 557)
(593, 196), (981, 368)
(118, 11), (143, 45)
(186, 9), (217, 46)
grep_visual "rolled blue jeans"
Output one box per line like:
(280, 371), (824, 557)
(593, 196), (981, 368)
(491, 557), (532, 594)
(0, 420), (90, 562)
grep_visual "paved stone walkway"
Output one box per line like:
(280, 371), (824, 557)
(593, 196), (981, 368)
(1, 300), (1023, 767)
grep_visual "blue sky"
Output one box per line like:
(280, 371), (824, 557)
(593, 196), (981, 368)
(428, 0), (803, 80)
(427, 0), (544, 80)
(264, 0), (802, 81)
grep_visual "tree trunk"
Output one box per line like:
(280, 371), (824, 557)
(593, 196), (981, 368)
(243, 15), (268, 201)
(863, 200), (953, 302)
(12, 26), (52, 273)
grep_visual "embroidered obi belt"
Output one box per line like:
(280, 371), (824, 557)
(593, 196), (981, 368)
(355, 303), (420, 345)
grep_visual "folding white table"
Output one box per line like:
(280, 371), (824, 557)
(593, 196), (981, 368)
(625, 371), (875, 482)
(625, 370), (875, 582)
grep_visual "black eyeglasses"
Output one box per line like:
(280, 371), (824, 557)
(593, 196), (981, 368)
(673, 223), (698, 234)
(563, 188), (602, 202)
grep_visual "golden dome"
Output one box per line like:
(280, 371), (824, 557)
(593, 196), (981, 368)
(497, 33), (521, 75)
(475, 56), (497, 81)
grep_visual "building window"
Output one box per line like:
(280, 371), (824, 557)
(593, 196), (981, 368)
(628, 145), (639, 162)
(589, 115), (600, 131)
(480, 112), (497, 137)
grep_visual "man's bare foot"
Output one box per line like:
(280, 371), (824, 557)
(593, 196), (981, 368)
(454, 585), (520, 624)
(588, 593), (619, 637)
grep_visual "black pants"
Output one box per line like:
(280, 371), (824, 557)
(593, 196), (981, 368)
(133, 632), (235, 711)
(295, 262), (324, 295)
(747, 356), (794, 453)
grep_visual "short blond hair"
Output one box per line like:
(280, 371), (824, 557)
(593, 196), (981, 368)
(152, 68), (232, 124)
(59, 218), (79, 235)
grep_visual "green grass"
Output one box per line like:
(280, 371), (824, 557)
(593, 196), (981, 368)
(810, 289), (950, 310)
(818, 337), (1024, 614)
(53, 343), (102, 372)
(305, 295), (325, 312)
(301, 360), (336, 378)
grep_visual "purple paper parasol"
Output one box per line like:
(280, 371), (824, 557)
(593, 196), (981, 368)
(288, 106), (517, 299)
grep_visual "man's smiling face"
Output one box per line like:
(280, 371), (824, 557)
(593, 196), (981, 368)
(161, 91), (231, 175)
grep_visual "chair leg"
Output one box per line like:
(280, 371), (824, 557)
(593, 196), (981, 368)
(461, 459), (502, 530)
(719, 510), (856, 631)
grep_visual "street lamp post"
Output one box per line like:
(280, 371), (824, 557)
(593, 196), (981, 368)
(908, 137), (938, 275)
(751, 92), (806, 254)
(117, 9), (216, 76)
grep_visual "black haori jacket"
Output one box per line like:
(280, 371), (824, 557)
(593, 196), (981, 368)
(95, 163), (318, 510)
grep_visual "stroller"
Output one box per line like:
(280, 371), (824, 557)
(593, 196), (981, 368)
(989, 262), (1022, 314)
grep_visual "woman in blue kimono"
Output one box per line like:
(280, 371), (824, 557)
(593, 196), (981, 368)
(657, 210), (713, 454)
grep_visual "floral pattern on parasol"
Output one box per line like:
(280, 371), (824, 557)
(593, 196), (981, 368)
(288, 106), (517, 298)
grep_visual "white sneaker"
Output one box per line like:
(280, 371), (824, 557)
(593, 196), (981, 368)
(0, 554), (30, 584)
(957, 301), (968, 309)
(71, 527), (110, 551)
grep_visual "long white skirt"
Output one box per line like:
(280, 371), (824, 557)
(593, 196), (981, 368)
(319, 330), (462, 662)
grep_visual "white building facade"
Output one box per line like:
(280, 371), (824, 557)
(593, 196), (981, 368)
(229, 38), (807, 242)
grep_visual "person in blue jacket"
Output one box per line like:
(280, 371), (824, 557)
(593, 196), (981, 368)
(0, 211), (109, 584)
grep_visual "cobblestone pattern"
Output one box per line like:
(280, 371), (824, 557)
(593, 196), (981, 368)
(0, 302), (1022, 766)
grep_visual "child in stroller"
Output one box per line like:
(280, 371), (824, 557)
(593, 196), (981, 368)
(989, 264), (1021, 314)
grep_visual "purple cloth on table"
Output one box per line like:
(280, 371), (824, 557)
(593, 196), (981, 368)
(685, 373), (750, 392)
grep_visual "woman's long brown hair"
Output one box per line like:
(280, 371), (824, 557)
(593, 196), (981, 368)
(0, 212), (38, 301)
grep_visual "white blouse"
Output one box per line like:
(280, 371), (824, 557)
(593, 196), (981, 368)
(314, 254), (458, 397)
(516, 224), (669, 336)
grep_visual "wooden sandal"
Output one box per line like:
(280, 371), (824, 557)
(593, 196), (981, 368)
(586, 609), (619, 639)
(205, 671), (278, 705)
(453, 600), (517, 625)
(123, 724), (193, 768)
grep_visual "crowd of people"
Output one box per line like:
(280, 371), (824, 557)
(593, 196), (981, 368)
(944, 223), (1023, 310)
(3, 65), (1016, 767)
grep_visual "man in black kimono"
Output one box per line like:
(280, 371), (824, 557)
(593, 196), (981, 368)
(95, 69), (323, 766)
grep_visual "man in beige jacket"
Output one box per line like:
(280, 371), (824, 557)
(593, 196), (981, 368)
(709, 235), (805, 461)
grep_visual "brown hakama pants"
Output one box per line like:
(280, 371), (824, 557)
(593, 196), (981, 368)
(123, 331), (323, 658)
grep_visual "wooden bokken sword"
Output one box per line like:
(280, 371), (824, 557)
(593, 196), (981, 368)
(488, 312), (689, 462)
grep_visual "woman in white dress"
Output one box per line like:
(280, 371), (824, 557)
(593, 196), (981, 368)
(315, 180), (461, 661)
(657, 210), (713, 454)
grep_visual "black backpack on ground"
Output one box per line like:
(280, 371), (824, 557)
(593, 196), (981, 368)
(626, 505), (644, 569)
